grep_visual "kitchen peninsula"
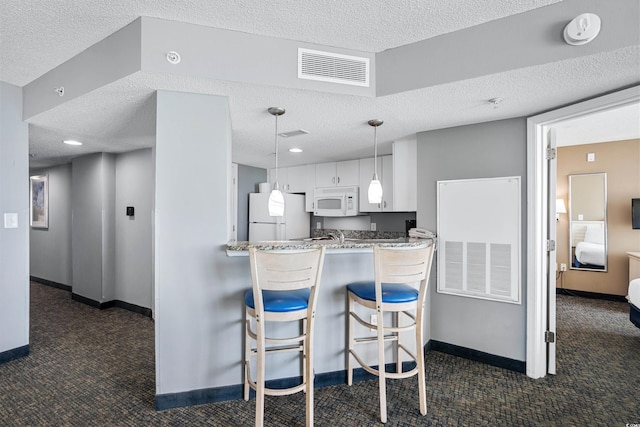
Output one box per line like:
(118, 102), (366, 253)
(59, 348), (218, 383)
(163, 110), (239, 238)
(224, 237), (436, 394)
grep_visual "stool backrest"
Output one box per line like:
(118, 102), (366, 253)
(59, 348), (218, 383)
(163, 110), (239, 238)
(249, 247), (326, 292)
(374, 244), (435, 303)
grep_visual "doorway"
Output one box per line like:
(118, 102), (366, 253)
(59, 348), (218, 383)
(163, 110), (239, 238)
(526, 85), (640, 379)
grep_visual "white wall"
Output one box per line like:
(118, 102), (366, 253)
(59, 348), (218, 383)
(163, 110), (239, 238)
(29, 163), (72, 286)
(154, 90), (232, 394)
(115, 149), (153, 308)
(417, 118), (527, 361)
(0, 81), (29, 356)
(71, 153), (116, 303)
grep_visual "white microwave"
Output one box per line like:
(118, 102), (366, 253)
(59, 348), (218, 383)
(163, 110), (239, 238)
(314, 186), (359, 217)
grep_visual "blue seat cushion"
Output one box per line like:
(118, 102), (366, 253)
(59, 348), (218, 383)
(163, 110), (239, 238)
(347, 281), (418, 303)
(244, 288), (310, 313)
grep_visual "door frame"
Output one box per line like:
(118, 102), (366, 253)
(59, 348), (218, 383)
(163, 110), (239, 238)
(526, 85), (640, 379)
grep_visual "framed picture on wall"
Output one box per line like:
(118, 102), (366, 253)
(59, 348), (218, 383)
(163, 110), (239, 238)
(30, 175), (48, 229)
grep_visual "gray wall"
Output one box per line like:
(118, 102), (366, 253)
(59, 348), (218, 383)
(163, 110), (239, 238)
(154, 90), (233, 394)
(0, 81), (29, 355)
(115, 149), (153, 308)
(29, 163), (72, 286)
(417, 118), (527, 361)
(237, 164), (267, 241)
(71, 153), (116, 303)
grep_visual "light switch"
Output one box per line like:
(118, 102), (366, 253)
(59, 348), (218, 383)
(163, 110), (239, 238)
(587, 152), (595, 162)
(578, 214), (584, 220)
(4, 213), (18, 229)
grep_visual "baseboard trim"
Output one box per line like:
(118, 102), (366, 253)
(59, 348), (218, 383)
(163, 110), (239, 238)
(155, 339), (521, 411)
(30, 276), (72, 292)
(113, 300), (153, 318)
(430, 340), (525, 373)
(71, 293), (152, 318)
(155, 361), (418, 411)
(0, 345), (29, 365)
(556, 288), (627, 303)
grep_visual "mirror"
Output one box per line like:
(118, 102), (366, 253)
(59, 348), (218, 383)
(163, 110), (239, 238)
(569, 173), (607, 271)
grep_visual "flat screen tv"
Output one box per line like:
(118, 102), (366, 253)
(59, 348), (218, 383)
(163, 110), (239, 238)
(633, 198), (640, 229)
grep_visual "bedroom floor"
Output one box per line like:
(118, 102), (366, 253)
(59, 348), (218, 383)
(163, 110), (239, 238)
(0, 283), (638, 426)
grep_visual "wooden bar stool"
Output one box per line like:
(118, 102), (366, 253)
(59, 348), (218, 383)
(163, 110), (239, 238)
(244, 246), (326, 427)
(346, 243), (435, 423)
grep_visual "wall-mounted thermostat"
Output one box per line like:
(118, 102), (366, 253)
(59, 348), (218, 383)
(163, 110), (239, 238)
(126, 206), (135, 217)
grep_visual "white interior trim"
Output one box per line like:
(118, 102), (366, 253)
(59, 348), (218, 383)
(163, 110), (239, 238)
(526, 85), (640, 379)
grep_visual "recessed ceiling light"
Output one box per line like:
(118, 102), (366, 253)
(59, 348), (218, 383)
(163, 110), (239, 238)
(63, 140), (83, 146)
(289, 148), (303, 153)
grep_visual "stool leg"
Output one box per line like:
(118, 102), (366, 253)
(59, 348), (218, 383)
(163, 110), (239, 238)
(302, 318), (307, 392)
(416, 307), (427, 416)
(244, 313), (251, 401)
(377, 308), (387, 424)
(305, 316), (314, 427)
(346, 294), (354, 386)
(395, 311), (401, 374)
(255, 319), (265, 427)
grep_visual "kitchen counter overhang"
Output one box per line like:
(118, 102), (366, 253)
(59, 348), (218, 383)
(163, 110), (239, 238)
(226, 237), (435, 256)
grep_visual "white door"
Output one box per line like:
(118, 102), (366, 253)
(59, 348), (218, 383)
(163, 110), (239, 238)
(547, 128), (558, 374)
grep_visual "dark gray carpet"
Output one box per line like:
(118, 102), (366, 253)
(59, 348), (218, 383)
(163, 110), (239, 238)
(0, 283), (638, 426)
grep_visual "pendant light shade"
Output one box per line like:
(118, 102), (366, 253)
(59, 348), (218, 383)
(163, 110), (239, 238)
(368, 176), (383, 204)
(367, 119), (384, 204)
(268, 107), (286, 217)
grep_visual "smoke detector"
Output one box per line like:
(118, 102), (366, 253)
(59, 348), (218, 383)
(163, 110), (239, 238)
(564, 13), (601, 46)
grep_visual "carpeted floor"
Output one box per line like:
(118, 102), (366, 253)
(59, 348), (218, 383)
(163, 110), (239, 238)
(0, 282), (638, 426)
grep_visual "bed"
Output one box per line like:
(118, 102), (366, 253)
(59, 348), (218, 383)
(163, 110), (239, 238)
(629, 279), (640, 329)
(572, 223), (605, 269)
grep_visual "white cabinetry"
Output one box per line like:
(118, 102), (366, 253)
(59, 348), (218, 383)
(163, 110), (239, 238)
(305, 164), (316, 212)
(315, 160), (359, 187)
(392, 137), (417, 212)
(269, 165), (308, 193)
(359, 155), (393, 212)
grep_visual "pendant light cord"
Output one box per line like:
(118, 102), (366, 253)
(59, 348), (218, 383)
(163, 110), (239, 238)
(373, 125), (378, 177)
(274, 113), (279, 184)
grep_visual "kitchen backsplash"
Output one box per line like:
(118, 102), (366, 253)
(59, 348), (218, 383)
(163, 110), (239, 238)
(313, 229), (407, 239)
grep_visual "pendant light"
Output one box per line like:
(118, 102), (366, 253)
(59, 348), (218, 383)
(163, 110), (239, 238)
(367, 119), (383, 204)
(267, 107), (286, 216)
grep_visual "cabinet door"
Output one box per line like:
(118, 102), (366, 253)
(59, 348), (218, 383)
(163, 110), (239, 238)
(381, 155), (393, 211)
(315, 162), (337, 187)
(359, 157), (382, 212)
(305, 164), (316, 212)
(336, 160), (359, 186)
(392, 138), (417, 211)
(286, 165), (307, 193)
(269, 168), (289, 191)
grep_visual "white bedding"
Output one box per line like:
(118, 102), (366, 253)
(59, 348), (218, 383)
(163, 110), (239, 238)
(575, 241), (605, 266)
(629, 279), (640, 307)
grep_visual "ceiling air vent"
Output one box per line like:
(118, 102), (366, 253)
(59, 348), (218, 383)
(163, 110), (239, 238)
(298, 48), (370, 87)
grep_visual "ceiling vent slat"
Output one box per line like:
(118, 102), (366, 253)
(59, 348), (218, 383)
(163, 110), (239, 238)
(298, 48), (370, 87)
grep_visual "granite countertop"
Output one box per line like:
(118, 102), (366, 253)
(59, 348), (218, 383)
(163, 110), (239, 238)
(226, 236), (436, 255)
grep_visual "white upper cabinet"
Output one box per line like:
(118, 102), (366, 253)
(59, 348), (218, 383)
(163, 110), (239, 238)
(269, 165), (307, 193)
(359, 155), (393, 212)
(305, 164), (316, 212)
(286, 165), (307, 193)
(315, 160), (359, 187)
(392, 137), (417, 212)
(269, 167), (287, 190)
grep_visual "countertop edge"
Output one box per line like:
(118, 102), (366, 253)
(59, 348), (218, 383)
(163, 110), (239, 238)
(226, 238), (436, 257)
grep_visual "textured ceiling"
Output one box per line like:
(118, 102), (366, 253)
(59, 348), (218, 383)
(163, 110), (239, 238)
(0, 0), (562, 87)
(1, 0), (639, 169)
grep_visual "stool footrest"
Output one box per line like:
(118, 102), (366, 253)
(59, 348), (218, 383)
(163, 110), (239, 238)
(354, 335), (398, 344)
(349, 349), (419, 379)
(245, 377), (308, 397)
(249, 344), (304, 355)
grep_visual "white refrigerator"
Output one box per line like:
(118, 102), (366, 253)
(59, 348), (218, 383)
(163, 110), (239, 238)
(248, 193), (310, 241)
